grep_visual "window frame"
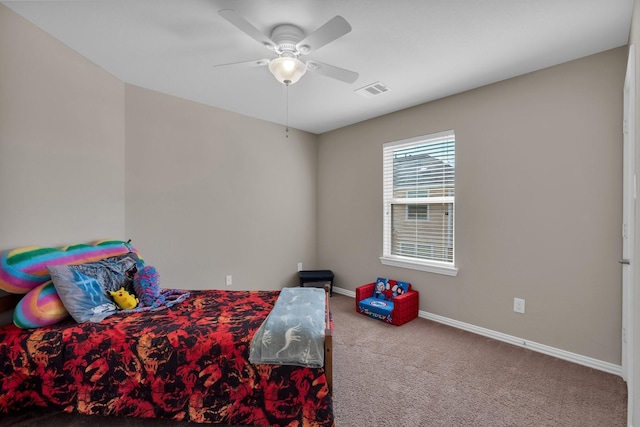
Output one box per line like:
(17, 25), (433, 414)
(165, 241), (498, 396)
(380, 130), (458, 276)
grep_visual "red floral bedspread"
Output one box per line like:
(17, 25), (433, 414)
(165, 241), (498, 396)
(0, 290), (334, 426)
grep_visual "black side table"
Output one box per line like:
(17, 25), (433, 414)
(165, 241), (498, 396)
(298, 270), (334, 296)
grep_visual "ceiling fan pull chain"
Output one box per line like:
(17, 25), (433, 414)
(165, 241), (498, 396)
(285, 83), (290, 138)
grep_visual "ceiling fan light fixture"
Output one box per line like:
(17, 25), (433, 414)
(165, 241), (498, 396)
(268, 56), (306, 85)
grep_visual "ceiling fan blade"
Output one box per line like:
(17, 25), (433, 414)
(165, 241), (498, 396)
(306, 60), (359, 84)
(213, 58), (270, 68)
(218, 9), (277, 51)
(296, 16), (351, 54)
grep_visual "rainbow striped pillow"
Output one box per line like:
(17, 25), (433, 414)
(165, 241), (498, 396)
(0, 239), (139, 294)
(13, 281), (70, 328)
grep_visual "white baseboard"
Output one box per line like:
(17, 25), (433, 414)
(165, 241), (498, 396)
(333, 286), (622, 377)
(333, 287), (355, 298)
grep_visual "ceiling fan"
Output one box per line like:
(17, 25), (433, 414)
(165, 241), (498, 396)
(217, 9), (359, 86)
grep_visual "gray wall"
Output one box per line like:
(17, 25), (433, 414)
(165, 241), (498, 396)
(0, 4), (125, 248)
(317, 47), (626, 365)
(0, 4), (317, 291)
(124, 85), (318, 290)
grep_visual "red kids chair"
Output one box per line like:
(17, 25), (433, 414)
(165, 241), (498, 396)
(355, 278), (419, 326)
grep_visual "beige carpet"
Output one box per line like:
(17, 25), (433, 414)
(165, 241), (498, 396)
(1, 293), (627, 426)
(331, 293), (627, 426)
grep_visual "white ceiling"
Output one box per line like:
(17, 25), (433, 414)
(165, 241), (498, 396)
(2, 0), (634, 134)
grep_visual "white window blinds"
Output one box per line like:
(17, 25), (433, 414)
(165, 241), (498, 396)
(382, 130), (455, 272)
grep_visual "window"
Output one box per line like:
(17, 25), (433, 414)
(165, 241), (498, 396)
(406, 204), (429, 221)
(406, 190), (429, 220)
(381, 130), (457, 276)
(399, 242), (434, 259)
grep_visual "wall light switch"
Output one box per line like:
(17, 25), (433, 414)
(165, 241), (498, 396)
(225, 275), (232, 286)
(297, 262), (303, 272)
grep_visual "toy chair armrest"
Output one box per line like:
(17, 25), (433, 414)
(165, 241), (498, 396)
(355, 282), (375, 303)
(390, 289), (419, 326)
(392, 290), (419, 309)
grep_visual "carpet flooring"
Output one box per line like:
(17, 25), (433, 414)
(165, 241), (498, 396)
(0, 293), (628, 426)
(331, 294), (627, 426)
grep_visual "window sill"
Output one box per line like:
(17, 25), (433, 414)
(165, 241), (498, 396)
(379, 256), (458, 276)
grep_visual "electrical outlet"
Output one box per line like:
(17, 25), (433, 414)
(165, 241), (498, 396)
(225, 275), (232, 286)
(513, 297), (525, 314)
(297, 262), (303, 272)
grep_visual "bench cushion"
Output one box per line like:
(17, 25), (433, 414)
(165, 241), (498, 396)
(358, 297), (394, 323)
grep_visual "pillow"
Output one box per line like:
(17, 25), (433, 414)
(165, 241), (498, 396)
(395, 281), (411, 296)
(0, 239), (140, 294)
(13, 281), (70, 329)
(373, 278), (388, 300)
(373, 278), (411, 300)
(134, 265), (161, 307)
(70, 256), (138, 295)
(48, 265), (118, 323)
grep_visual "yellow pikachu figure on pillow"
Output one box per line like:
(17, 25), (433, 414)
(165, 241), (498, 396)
(110, 287), (139, 310)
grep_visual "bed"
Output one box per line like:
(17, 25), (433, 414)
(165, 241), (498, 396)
(0, 240), (334, 426)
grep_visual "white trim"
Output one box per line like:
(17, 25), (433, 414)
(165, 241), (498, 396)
(623, 43), (636, 427)
(380, 256), (458, 276)
(333, 287), (355, 298)
(333, 286), (356, 299)
(382, 130), (456, 270)
(420, 310), (622, 376)
(334, 287), (621, 376)
(382, 129), (455, 150)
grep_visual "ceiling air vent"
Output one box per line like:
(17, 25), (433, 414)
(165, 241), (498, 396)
(355, 81), (390, 98)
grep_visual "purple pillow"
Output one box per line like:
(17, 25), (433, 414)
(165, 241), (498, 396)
(133, 265), (160, 307)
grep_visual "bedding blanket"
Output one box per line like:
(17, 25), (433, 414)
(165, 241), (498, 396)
(0, 289), (334, 426)
(249, 287), (326, 368)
